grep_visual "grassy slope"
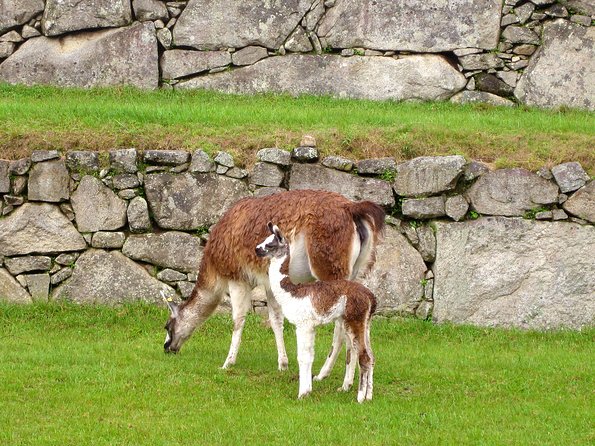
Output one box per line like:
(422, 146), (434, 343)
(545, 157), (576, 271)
(1, 84), (594, 173)
(1, 303), (593, 446)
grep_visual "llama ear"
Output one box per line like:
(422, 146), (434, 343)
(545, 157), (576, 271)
(272, 224), (284, 241)
(267, 221), (275, 234)
(160, 291), (178, 318)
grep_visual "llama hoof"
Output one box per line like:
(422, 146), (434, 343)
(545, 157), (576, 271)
(337, 384), (352, 392)
(298, 391), (311, 400)
(278, 359), (289, 371)
(313, 374), (324, 382)
(220, 361), (234, 370)
(357, 393), (365, 404)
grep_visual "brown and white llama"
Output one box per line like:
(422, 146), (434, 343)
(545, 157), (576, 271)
(163, 189), (384, 374)
(256, 223), (377, 402)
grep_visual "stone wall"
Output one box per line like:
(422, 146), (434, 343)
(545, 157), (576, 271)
(0, 0), (593, 109)
(0, 144), (593, 330)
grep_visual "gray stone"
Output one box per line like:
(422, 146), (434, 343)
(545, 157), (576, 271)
(361, 226), (426, 314)
(356, 158), (396, 176)
(0, 23), (159, 89)
(289, 164), (395, 207)
(303, 0), (324, 31)
(4, 195), (23, 206)
(0, 203), (86, 256)
(50, 267), (73, 285)
(156, 27), (172, 49)
(394, 156), (466, 197)
(177, 54), (467, 102)
(496, 70), (519, 88)
(501, 14), (520, 27)
(507, 59), (530, 71)
(173, 0), (312, 50)
(157, 268), (187, 282)
(563, 0), (595, 16)
(415, 300), (433, 320)
(0, 42), (14, 58)
(402, 197), (446, 219)
(216, 165), (229, 175)
(144, 172), (250, 229)
(133, 0), (168, 21)
(0, 160), (8, 193)
(474, 73), (514, 97)
(450, 91), (515, 107)
(71, 176), (128, 232)
(226, 167), (249, 179)
(27, 160), (70, 202)
(257, 148), (291, 166)
(189, 150), (215, 173)
(250, 162), (285, 187)
(177, 281), (195, 299)
(453, 48), (483, 57)
(0, 0), (44, 35)
(161, 50), (231, 79)
(415, 226), (436, 263)
(9, 158), (31, 175)
(213, 151), (234, 168)
(11, 176), (27, 196)
(322, 156), (354, 172)
(551, 209), (568, 220)
(551, 162), (590, 194)
(21, 25), (41, 39)
(433, 218), (595, 329)
(284, 26), (313, 53)
(545, 4), (569, 17)
(42, 0), (132, 36)
(127, 196), (152, 233)
(515, 2), (535, 23)
(31, 150), (60, 163)
(318, 0), (501, 52)
(91, 231), (126, 249)
(458, 53), (504, 70)
(300, 135), (316, 147)
(291, 147), (319, 163)
(232, 46), (268, 66)
(0, 30), (22, 42)
(513, 44), (537, 56)
(59, 203), (75, 221)
(502, 25), (540, 45)
(112, 174), (140, 190)
(563, 182), (595, 223)
(253, 186), (287, 198)
(55, 253), (79, 266)
(52, 249), (176, 304)
(109, 149), (138, 173)
(4, 256), (52, 275)
(143, 150), (189, 166)
(467, 168), (560, 217)
(24, 273), (50, 301)
(445, 195), (469, 221)
(66, 151), (100, 172)
(122, 231), (202, 272)
(570, 15), (592, 26)
(535, 210), (553, 220)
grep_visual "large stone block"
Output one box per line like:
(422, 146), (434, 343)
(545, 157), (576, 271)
(173, 0), (312, 50)
(563, 181), (595, 224)
(0, 203), (86, 256)
(144, 172), (251, 229)
(361, 226), (426, 314)
(27, 160), (69, 202)
(52, 249), (176, 304)
(394, 156), (466, 197)
(318, 0), (502, 52)
(71, 176), (128, 232)
(177, 54), (466, 101)
(42, 0), (132, 36)
(0, 0), (44, 35)
(515, 20), (595, 110)
(161, 50), (231, 80)
(0, 22), (158, 89)
(0, 268), (32, 303)
(288, 164), (394, 207)
(467, 168), (559, 216)
(433, 218), (595, 329)
(122, 231), (202, 273)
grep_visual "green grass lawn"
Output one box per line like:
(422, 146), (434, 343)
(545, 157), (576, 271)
(1, 303), (593, 446)
(1, 84), (594, 173)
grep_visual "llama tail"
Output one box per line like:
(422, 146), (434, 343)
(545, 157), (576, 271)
(346, 201), (385, 276)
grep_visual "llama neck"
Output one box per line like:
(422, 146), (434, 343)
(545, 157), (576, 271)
(268, 254), (295, 306)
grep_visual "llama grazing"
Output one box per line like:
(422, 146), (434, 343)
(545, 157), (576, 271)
(256, 222), (377, 403)
(163, 189), (384, 374)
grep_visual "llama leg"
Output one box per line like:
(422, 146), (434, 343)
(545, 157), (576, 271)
(356, 334), (372, 403)
(266, 287), (289, 371)
(296, 325), (316, 399)
(314, 320), (345, 381)
(221, 281), (252, 369)
(339, 330), (358, 392)
(365, 322), (374, 401)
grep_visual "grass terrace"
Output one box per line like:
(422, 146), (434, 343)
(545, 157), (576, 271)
(1, 84), (594, 173)
(1, 303), (594, 446)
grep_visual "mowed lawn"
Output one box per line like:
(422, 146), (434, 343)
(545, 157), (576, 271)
(1, 84), (594, 173)
(0, 303), (593, 446)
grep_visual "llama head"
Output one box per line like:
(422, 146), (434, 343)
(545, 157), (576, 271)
(161, 291), (193, 354)
(255, 222), (289, 259)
